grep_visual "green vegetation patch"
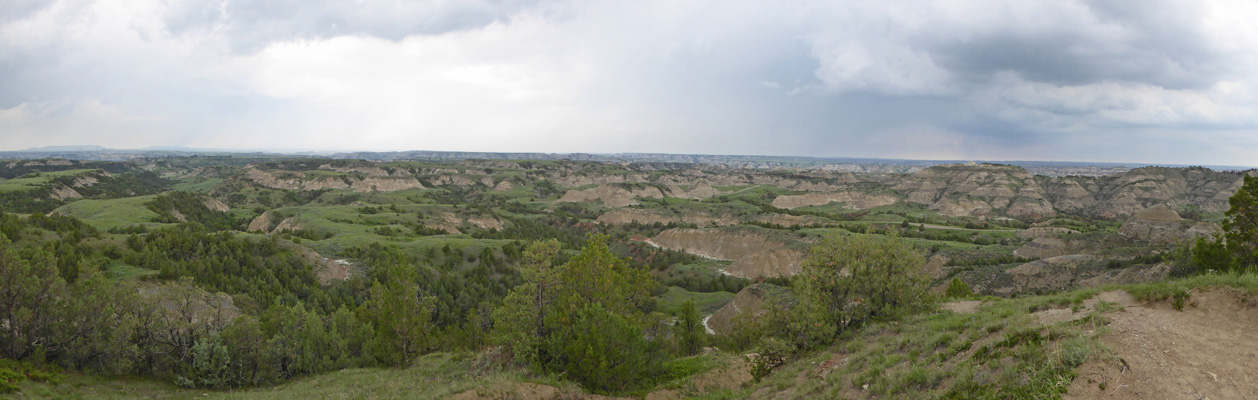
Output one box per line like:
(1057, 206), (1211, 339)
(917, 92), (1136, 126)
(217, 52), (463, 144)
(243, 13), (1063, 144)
(53, 196), (166, 231)
(658, 286), (735, 314)
(752, 288), (1110, 399)
(18, 353), (495, 400)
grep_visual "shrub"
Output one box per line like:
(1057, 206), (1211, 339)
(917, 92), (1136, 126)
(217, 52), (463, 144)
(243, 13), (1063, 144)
(794, 234), (932, 337)
(945, 277), (973, 298)
(747, 337), (792, 383)
(550, 303), (663, 393)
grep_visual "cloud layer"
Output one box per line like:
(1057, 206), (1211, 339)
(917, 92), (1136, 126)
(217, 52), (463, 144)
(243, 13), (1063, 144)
(2, 0), (1257, 165)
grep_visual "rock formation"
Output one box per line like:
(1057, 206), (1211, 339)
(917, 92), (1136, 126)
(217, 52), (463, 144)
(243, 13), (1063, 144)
(557, 185), (665, 208)
(596, 209), (737, 227)
(1118, 204), (1221, 244)
(770, 191), (899, 210)
(649, 228), (804, 278)
(1014, 237), (1072, 259)
(706, 283), (791, 335)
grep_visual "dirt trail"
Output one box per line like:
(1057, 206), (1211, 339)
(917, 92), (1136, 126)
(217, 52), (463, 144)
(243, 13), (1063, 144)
(1067, 289), (1258, 400)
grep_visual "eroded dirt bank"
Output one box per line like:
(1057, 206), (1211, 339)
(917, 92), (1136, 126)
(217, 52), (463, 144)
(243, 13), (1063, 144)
(1067, 289), (1258, 400)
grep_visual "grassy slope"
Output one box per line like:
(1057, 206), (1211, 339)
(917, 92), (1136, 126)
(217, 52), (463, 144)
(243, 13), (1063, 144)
(53, 196), (168, 231)
(658, 286), (736, 314)
(0, 169), (102, 192)
(18, 353), (502, 399)
(19, 273), (1258, 399)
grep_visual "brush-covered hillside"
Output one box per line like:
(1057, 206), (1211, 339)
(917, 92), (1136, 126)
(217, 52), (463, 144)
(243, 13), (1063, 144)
(1, 155), (1255, 399)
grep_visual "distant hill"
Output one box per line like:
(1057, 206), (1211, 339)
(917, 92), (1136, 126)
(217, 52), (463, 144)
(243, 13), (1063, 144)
(23, 145), (106, 152)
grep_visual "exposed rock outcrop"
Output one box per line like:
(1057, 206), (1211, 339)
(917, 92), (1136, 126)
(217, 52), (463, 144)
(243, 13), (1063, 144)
(70, 174), (99, 187)
(272, 217), (302, 233)
(350, 177), (425, 192)
(49, 185), (82, 200)
(1000, 255), (1098, 295)
(202, 198), (230, 212)
(492, 180), (516, 191)
(1118, 204), (1220, 244)
(706, 283), (791, 335)
(244, 167), (350, 191)
(1076, 262), (1171, 287)
(1047, 167), (1243, 218)
(431, 174), (478, 187)
(596, 209), (737, 227)
(1013, 237), (1072, 259)
(246, 211), (302, 233)
(244, 166), (424, 192)
(649, 228), (804, 278)
(894, 164), (1055, 219)
(724, 248), (805, 278)
(666, 182), (724, 199)
(964, 255), (1169, 296)
(770, 191), (899, 210)
(754, 214), (829, 228)
(557, 185), (665, 208)
(247, 212), (273, 232)
(468, 216), (504, 230)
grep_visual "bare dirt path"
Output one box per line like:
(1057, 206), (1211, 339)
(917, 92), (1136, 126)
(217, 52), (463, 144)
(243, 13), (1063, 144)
(1066, 289), (1258, 400)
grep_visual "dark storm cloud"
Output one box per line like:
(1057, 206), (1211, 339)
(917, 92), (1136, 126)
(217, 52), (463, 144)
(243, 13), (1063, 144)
(1, 0), (1255, 164)
(922, 1), (1231, 91)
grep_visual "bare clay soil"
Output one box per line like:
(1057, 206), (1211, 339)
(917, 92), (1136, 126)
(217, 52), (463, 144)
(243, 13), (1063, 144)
(1067, 289), (1258, 400)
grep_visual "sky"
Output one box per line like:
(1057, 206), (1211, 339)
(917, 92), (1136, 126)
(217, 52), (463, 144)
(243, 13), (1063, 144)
(2, 0), (1257, 165)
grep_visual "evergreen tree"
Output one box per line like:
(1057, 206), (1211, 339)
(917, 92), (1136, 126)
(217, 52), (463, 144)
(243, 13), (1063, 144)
(674, 300), (705, 356)
(553, 303), (663, 393)
(1222, 175), (1258, 270)
(362, 263), (437, 366)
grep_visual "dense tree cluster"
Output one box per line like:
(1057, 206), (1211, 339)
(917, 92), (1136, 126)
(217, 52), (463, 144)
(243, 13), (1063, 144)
(715, 234), (933, 377)
(490, 237), (671, 392)
(0, 170), (170, 214)
(146, 191), (238, 230)
(1194, 176), (1258, 273)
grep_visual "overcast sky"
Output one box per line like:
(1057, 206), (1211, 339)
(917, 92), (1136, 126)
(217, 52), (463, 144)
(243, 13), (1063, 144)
(2, 0), (1257, 165)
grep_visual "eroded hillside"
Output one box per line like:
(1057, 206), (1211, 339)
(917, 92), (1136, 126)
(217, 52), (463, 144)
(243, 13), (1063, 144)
(0, 155), (1251, 399)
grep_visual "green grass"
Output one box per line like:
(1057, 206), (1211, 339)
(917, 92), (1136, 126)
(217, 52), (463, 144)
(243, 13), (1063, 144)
(658, 286), (736, 314)
(53, 196), (167, 231)
(0, 169), (102, 193)
(0, 183), (39, 193)
(743, 272), (1258, 399)
(18, 350), (730, 399)
(1124, 271), (1258, 302)
(17, 353), (504, 400)
(263, 203), (513, 258)
(713, 184), (756, 192)
(747, 287), (1111, 400)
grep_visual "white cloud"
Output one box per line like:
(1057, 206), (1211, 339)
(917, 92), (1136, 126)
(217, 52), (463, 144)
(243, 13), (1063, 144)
(2, 0), (1258, 165)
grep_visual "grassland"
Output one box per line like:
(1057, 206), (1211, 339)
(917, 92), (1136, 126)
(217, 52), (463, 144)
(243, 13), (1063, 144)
(17, 353), (505, 400)
(658, 286), (736, 314)
(0, 169), (100, 192)
(52, 196), (166, 231)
